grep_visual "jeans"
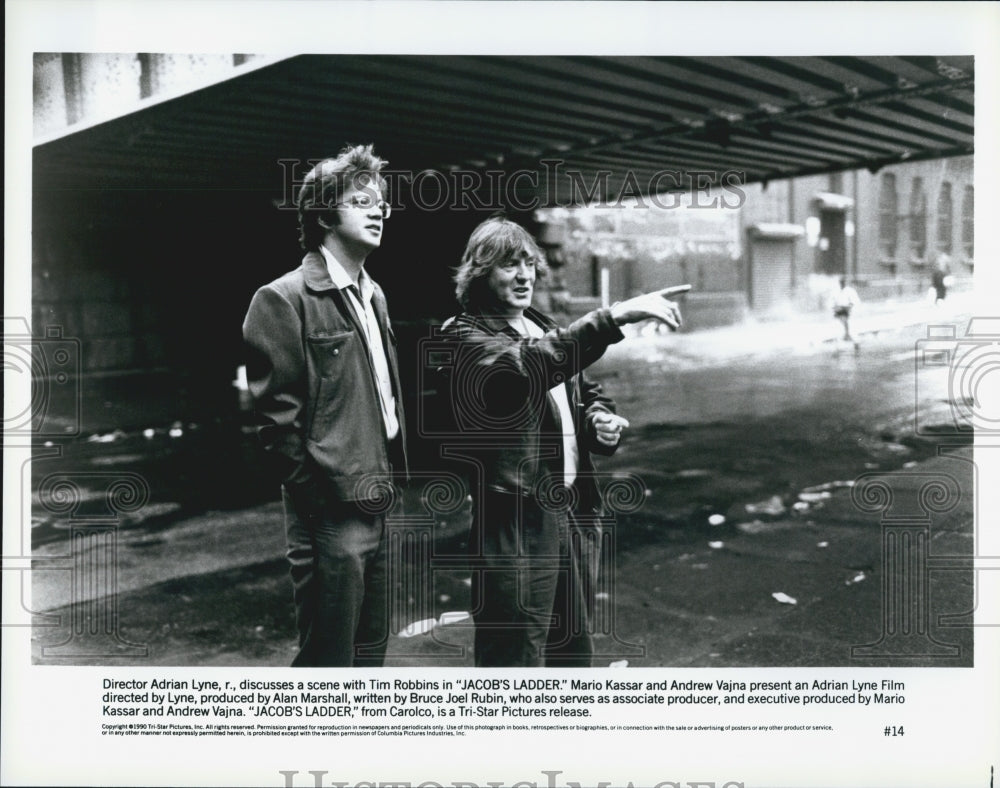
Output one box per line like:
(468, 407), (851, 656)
(282, 484), (389, 667)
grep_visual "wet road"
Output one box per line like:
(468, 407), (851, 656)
(29, 314), (974, 667)
(591, 324), (949, 535)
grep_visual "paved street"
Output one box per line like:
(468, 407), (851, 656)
(29, 293), (976, 668)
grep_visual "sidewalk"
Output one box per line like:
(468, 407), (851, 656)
(607, 288), (976, 369)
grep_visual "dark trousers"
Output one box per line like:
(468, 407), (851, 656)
(282, 485), (389, 667)
(470, 489), (595, 667)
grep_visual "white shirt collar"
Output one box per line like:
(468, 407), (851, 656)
(318, 245), (372, 300)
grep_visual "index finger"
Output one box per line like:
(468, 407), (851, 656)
(657, 284), (692, 297)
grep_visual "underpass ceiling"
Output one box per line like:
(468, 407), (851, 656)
(33, 55), (974, 199)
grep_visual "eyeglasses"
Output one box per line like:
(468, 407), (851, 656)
(334, 194), (392, 219)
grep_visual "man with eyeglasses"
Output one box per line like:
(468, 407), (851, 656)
(243, 143), (406, 666)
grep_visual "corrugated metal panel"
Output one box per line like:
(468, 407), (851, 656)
(34, 55), (974, 198)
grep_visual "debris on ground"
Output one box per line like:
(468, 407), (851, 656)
(87, 430), (127, 444)
(676, 469), (712, 479)
(771, 591), (797, 605)
(745, 495), (786, 516)
(800, 480), (856, 493)
(397, 618), (437, 638)
(736, 520), (767, 534)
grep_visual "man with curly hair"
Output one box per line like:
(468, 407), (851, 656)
(243, 144), (406, 666)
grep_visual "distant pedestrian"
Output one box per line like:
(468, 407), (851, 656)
(832, 276), (860, 348)
(931, 253), (952, 305)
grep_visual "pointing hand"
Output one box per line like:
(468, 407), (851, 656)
(610, 285), (691, 331)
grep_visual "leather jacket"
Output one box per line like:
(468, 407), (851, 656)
(242, 251), (408, 502)
(437, 306), (624, 511)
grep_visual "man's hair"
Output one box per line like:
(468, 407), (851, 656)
(453, 217), (549, 311)
(297, 143), (388, 251)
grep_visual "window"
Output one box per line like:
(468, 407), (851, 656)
(936, 182), (953, 254)
(909, 176), (927, 260)
(962, 185), (974, 258)
(878, 173), (898, 258)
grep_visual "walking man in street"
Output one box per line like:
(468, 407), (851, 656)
(931, 253), (953, 305)
(242, 144), (406, 667)
(437, 216), (687, 667)
(832, 276), (860, 349)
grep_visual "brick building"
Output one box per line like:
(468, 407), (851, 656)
(537, 155), (973, 328)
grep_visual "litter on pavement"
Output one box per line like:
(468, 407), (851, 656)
(745, 495), (786, 516)
(397, 618), (437, 638)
